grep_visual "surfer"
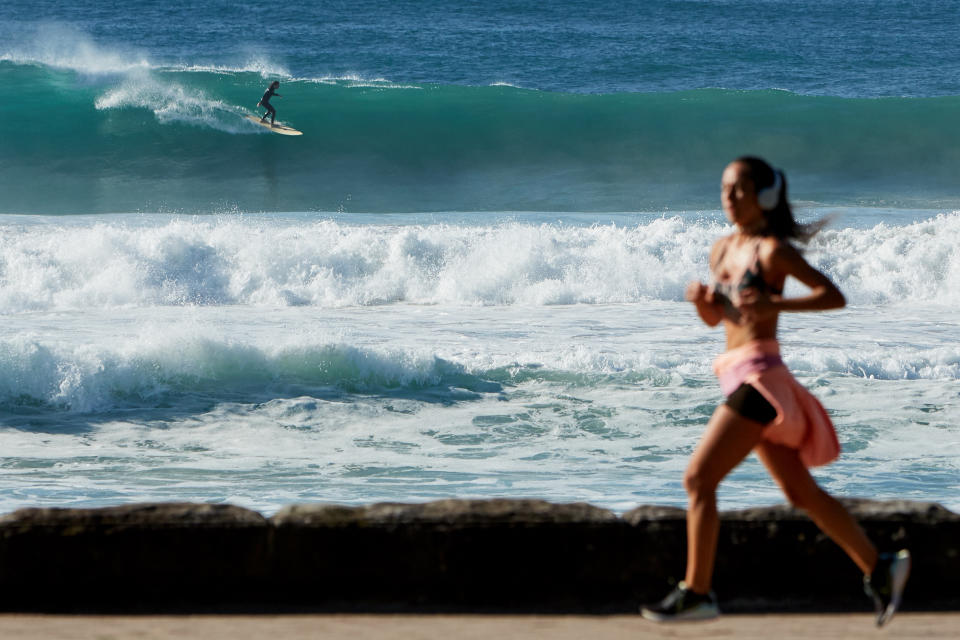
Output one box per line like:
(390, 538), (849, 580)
(640, 157), (910, 625)
(258, 80), (282, 125)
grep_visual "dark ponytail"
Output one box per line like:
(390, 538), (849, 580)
(734, 156), (823, 243)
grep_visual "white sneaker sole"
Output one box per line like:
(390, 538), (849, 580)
(877, 549), (912, 627)
(640, 604), (720, 622)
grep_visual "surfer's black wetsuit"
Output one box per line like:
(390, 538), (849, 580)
(259, 86), (280, 123)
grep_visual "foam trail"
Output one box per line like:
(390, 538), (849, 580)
(95, 70), (255, 133)
(0, 22), (151, 74)
(176, 58), (290, 78)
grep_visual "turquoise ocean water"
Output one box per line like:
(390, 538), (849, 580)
(0, 1), (957, 514)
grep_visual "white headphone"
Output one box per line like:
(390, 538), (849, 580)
(756, 170), (783, 211)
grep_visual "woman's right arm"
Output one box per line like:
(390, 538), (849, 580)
(685, 239), (725, 327)
(686, 281), (723, 326)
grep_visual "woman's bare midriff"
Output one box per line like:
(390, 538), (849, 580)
(723, 316), (779, 351)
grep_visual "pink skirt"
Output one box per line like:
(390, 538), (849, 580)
(713, 339), (840, 467)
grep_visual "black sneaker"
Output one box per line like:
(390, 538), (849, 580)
(640, 581), (719, 622)
(864, 549), (911, 627)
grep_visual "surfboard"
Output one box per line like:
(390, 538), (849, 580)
(245, 115), (303, 136)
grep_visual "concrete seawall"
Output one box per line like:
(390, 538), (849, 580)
(0, 499), (956, 613)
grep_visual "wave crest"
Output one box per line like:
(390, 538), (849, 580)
(0, 214), (958, 310)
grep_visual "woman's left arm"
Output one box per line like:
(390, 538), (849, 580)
(738, 241), (844, 322)
(767, 242), (845, 312)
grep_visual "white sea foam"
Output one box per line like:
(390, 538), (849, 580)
(94, 71), (253, 132)
(0, 301), (955, 515)
(0, 216), (722, 308)
(2, 23), (151, 75)
(811, 213), (960, 305)
(1, 214), (959, 311)
(2, 23), (290, 80)
(171, 58), (291, 78)
(1, 213), (957, 516)
(322, 73), (390, 83)
(295, 74), (421, 89)
(0, 330), (473, 412)
(0, 298), (956, 417)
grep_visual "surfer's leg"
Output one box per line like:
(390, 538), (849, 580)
(755, 441), (877, 574)
(682, 405), (765, 592)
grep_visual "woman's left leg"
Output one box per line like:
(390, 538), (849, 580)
(755, 441), (877, 574)
(262, 103), (276, 123)
(756, 442), (912, 626)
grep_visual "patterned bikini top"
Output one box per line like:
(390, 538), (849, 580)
(710, 236), (782, 321)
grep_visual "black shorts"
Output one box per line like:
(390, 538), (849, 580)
(725, 383), (777, 425)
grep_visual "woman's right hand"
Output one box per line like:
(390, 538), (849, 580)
(685, 281), (709, 303)
(686, 281), (722, 326)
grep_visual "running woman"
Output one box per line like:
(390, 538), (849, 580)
(640, 156), (910, 626)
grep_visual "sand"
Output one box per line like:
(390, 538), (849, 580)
(0, 613), (955, 639)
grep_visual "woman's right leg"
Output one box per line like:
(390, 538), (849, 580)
(683, 405), (765, 593)
(754, 441), (877, 574)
